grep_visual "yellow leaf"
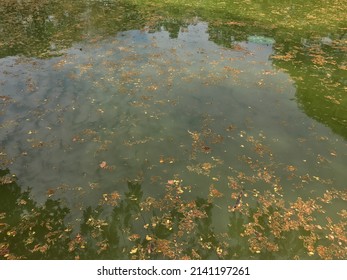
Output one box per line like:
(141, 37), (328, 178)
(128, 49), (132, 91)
(145, 235), (152, 241)
(130, 247), (138, 254)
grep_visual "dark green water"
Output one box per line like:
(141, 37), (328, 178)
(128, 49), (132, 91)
(0, 0), (346, 259)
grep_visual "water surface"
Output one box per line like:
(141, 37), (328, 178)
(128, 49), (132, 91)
(0, 0), (346, 260)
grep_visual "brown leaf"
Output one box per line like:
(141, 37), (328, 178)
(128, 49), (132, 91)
(99, 161), (107, 168)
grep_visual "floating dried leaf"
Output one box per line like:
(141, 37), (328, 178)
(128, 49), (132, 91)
(99, 161), (107, 169)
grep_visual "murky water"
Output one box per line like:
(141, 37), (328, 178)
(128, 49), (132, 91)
(0, 0), (346, 259)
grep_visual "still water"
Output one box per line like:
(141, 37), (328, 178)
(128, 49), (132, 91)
(0, 0), (346, 259)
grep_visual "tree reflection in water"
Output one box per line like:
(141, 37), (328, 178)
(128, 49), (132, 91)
(1, 169), (346, 260)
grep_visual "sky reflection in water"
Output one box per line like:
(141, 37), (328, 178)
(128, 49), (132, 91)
(0, 22), (346, 223)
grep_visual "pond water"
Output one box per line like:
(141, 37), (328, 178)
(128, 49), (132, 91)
(0, 0), (346, 260)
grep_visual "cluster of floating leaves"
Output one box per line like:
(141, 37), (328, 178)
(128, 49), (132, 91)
(1, 161), (346, 260)
(1, 0), (346, 261)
